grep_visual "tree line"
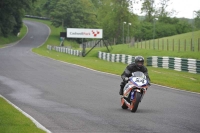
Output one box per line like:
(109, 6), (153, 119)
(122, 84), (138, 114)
(1, 0), (200, 44)
(0, 0), (36, 37)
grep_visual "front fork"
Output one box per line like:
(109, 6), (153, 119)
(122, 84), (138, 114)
(130, 89), (145, 102)
(139, 88), (146, 102)
(130, 91), (135, 101)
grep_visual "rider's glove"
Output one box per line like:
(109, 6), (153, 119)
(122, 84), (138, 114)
(124, 77), (129, 82)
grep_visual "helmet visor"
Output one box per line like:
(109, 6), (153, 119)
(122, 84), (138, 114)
(137, 61), (144, 67)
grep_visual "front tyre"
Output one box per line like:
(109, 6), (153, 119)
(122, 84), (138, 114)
(130, 92), (141, 112)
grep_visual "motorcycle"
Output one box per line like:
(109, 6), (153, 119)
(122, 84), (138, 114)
(121, 71), (150, 112)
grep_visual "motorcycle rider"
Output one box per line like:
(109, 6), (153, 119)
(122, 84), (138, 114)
(119, 56), (150, 95)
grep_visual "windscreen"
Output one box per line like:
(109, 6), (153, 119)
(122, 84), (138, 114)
(132, 71), (146, 79)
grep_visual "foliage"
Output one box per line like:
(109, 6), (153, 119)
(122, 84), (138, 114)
(27, 0), (139, 43)
(97, 0), (138, 42)
(27, 0), (47, 16)
(194, 10), (200, 29)
(135, 21), (153, 40)
(135, 0), (193, 40)
(51, 0), (97, 28)
(156, 22), (176, 38)
(0, 24), (27, 47)
(26, 0), (197, 43)
(141, 0), (155, 22)
(0, 0), (35, 37)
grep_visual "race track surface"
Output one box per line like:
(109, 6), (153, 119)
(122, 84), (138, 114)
(0, 20), (200, 133)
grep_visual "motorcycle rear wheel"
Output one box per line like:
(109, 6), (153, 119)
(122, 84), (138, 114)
(130, 92), (141, 112)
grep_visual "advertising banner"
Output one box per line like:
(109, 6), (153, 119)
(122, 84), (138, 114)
(67, 28), (103, 38)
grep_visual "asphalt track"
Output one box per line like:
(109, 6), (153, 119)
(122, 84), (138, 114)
(0, 20), (200, 133)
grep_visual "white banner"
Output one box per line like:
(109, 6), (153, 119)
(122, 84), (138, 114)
(67, 28), (103, 38)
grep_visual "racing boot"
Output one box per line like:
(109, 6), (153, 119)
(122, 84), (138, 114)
(119, 82), (125, 95)
(119, 87), (123, 95)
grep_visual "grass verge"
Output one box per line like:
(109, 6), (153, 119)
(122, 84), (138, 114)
(0, 24), (27, 48)
(26, 18), (200, 93)
(0, 97), (46, 133)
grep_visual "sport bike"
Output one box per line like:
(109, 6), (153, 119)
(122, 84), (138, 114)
(121, 71), (150, 112)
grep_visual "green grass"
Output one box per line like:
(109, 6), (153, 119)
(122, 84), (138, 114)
(88, 44), (200, 60)
(26, 18), (200, 93)
(0, 97), (46, 133)
(129, 30), (200, 52)
(0, 24), (27, 48)
(81, 31), (200, 59)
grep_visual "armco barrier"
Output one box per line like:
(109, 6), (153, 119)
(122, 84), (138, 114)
(147, 56), (200, 74)
(47, 45), (81, 56)
(98, 51), (135, 64)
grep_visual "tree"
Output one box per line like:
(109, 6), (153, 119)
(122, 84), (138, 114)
(43, 0), (59, 17)
(27, 0), (139, 43)
(176, 20), (192, 34)
(194, 10), (200, 29)
(50, 0), (98, 28)
(157, 0), (178, 20)
(97, 0), (138, 43)
(156, 22), (176, 37)
(136, 21), (153, 40)
(0, 0), (36, 37)
(49, 0), (98, 43)
(141, 0), (155, 22)
(157, 0), (176, 17)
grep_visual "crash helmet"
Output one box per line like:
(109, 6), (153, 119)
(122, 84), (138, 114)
(135, 56), (144, 69)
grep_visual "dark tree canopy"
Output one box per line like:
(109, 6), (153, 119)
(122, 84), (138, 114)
(0, 0), (36, 37)
(1, 0), (198, 43)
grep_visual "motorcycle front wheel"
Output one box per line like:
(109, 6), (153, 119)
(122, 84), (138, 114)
(130, 92), (141, 112)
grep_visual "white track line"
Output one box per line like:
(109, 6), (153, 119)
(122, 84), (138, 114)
(0, 95), (51, 133)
